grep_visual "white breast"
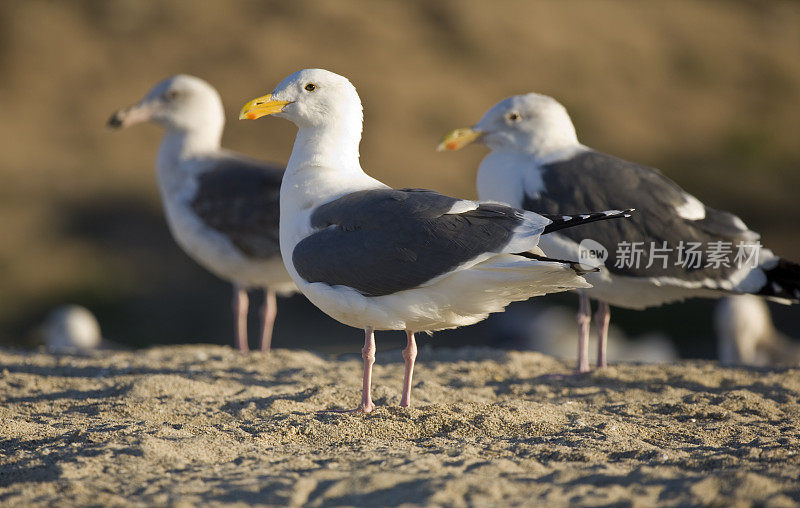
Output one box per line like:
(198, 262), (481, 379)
(476, 151), (533, 207)
(279, 164), (387, 284)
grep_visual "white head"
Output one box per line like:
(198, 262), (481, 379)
(239, 69), (363, 131)
(108, 74), (225, 143)
(438, 93), (579, 157)
(239, 69), (365, 170)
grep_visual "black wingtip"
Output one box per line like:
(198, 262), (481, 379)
(514, 251), (599, 275)
(541, 209), (633, 235)
(757, 258), (800, 302)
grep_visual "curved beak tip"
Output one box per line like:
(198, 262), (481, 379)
(437, 127), (482, 152)
(106, 111), (124, 130)
(436, 140), (460, 152)
(239, 94), (290, 121)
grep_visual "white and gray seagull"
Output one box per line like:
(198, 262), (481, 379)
(108, 75), (296, 354)
(239, 69), (631, 412)
(439, 92), (800, 373)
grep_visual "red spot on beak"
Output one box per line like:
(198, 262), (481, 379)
(446, 142), (457, 150)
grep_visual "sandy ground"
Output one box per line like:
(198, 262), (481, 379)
(1, 345), (799, 507)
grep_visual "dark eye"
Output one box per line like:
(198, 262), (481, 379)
(304, 83), (317, 92)
(164, 90), (179, 101)
(507, 112), (520, 122)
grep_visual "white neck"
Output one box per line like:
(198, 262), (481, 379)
(532, 141), (587, 165)
(280, 119), (386, 252)
(288, 120), (361, 171)
(154, 123), (223, 200)
(489, 138), (585, 166)
(157, 124), (223, 168)
(515, 120), (580, 161)
(278, 114), (386, 279)
(282, 114), (384, 206)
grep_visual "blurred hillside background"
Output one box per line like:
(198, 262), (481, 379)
(0, 0), (798, 356)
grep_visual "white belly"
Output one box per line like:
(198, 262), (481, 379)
(292, 254), (589, 332)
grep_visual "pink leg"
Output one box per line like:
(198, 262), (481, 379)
(577, 292), (591, 373)
(352, 327), (376, 413)
(233, 286), (249, 354)
(259, 288), (277, 353)
(400, 330), (418, 407)
(595, 301), (610, 368)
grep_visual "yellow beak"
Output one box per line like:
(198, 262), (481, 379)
(436, 127), (484, 151)
(239, 94), (292, 120)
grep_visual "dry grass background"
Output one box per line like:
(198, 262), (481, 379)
(0, 0), (798, 348)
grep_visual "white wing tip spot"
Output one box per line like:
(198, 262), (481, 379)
(676, 194), (706, 221)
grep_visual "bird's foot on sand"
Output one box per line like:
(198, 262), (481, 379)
(348, 402), (375, 413)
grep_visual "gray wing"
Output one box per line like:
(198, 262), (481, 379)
(293, 188), (534, 296)
(524, 150), (758, 281)
(190, 156), (284, 259)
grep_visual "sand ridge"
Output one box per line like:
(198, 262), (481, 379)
(1, 345), (799, 506)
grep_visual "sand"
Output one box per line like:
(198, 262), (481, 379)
(1, 345), (799, 507)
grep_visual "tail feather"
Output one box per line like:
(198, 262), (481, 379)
(541, 209), (634, 234)
(757, 258), (800, 302)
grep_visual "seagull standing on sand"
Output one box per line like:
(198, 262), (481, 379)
(439, 92), (800, 373)
(108, 75), (296, 354)
(239, 69), (630, 412)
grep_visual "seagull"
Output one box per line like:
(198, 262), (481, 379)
(439, 92), (800, 373)
(239, 69), (631, 412)
(715, 295), (800, 366)
(108, 75), (296, 354)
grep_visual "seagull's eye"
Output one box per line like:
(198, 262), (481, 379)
(507, 112), (521, 122)
(304, 83), (317, 92)
(164, 90), (179, 101)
